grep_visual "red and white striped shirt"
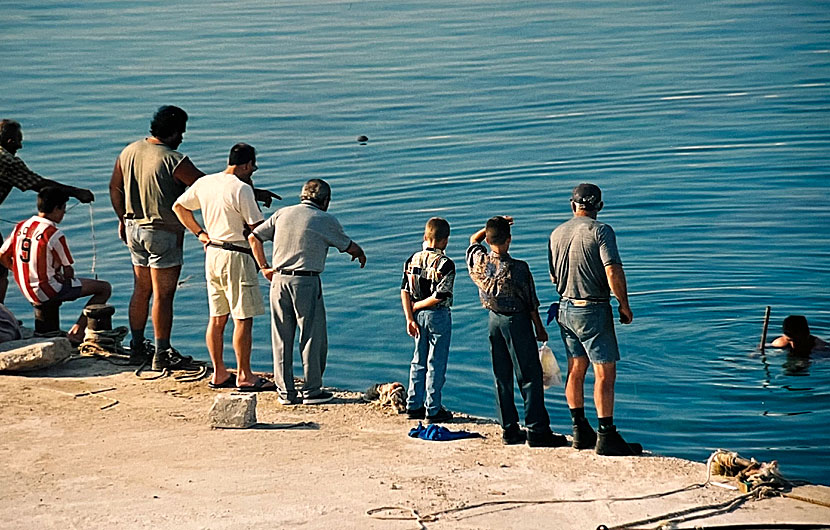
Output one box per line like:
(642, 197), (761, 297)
(0, 216), (79, 304)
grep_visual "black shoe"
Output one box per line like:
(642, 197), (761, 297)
(596, 428), (643, 456)
(303, 390), (334, 405)
(425, 407), (453, 424)
(572, 419), (597, 450)
(526, 430), (569, 448)
(502, 426), (527, 445)
(151, 346), (193, 371)
(128, 339), (154, 366)
(406, 406), (426, 420)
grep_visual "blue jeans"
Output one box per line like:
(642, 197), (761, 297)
(557, 300), (620, 363)
(407, 308), (451, 416)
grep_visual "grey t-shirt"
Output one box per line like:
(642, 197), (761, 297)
(251, 200), (352, 273)
(548, 216), (622, 301)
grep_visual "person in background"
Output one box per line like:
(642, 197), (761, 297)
(771, 315), (828, 356)
(248, 179), (366, 405)
(173, 143), (275, 391)
(0, 119), (94, 303)
(467, 215), (567, 447)
(548, 183), (642, 456)
(400, 217), (455, 424)
(0, 187), (110, 344)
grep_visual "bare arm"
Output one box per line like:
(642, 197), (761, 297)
(0, 248), (12, 270)
(401, 290), (419, 338)
(412, 294), (443, 312)
(172, 157), (205, 187)
(172, 203), (210, 247)
(470, 227), (486, 245)
(248, 233), (274, 281)
(344, 241), (366, 268)
(108, 158), (128, 243)
(530, 309), (549, 342)
(605, 263), (633, 324)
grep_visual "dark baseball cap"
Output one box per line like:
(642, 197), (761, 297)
(571, 183), (602, 209)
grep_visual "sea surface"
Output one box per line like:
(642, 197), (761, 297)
(2, 1), (828, 484)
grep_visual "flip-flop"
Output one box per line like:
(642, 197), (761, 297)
(236, 377), (277, 392)
(208, 374), (237, 389)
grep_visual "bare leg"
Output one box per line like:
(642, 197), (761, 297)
(232, 317), (256, 386)
(130, 265), (152, 336)
(67, 278), (112, 341)
(207, 314), (231, 385)
(593, 361), (616, 418)
(0, 273), (8, 304)
(149, 265), (181, 344)
(565, 356), (590, 409)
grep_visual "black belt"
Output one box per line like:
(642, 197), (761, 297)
(206, 241), (253, 256)
(276, 269), (319, 277)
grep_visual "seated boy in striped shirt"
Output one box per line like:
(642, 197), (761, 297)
(0, 187), (111, 344)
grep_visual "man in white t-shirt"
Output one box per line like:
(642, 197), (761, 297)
(173, 143), (275, 391)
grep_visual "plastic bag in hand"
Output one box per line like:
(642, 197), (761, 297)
(539, 341), (562, 389)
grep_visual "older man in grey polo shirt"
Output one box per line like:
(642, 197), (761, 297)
(249, 179), (366, 405)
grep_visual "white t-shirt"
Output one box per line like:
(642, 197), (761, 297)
(174, 171), (263, 245)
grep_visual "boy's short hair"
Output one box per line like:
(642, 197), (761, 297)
(485, 216), (511, 245)
(424, 217), (450, 241)
(37, 187), (70, 214)
(228, 143), (256, 166)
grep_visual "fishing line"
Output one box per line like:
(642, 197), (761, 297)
(88, 203), (98, 279)
(629, 286), (758, 297)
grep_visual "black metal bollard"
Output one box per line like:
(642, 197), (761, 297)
(33, 301), (62, 334)
(82, 304), (115, 331)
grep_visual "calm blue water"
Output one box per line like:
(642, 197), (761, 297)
(2, 1), (828, 484)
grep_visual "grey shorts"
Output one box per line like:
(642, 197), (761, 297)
(126, 220), (184, 269)
(557, 299), (620, 364)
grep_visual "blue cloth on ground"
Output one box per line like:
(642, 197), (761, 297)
(408, 422), (484, 441)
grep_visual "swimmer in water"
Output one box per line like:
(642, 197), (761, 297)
(771, 315), (828, 356)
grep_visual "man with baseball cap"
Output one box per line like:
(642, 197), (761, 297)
(547, 183), (642, 456)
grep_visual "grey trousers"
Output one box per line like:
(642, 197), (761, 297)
(269, 274), (328, 399)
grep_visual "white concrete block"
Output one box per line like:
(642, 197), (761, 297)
(209, 392), (257, 429)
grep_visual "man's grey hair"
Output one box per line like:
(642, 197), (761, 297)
(300, 179), (331, 206)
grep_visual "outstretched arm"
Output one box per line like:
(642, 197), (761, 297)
(344, 241), (366, 268)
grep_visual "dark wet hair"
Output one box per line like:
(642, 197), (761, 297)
(149, 105), (188, 139)
(37, 187), (70, 214)
(782, 315), (811, 342)
(424, 217), (450, 241)
(485, 216), (511, 245)
(0, 119), (21, 145)
(228, 143), (256, 166)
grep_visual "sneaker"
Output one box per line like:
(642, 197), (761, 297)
(303, 390), (334, 405)
(596, 428), (643, 456)
(151, 346), (193, 371)
(526, 430), (569, 448)
(406, 406), (426, 420)
(502, 426), (527, 445)
(128, 339), (154, 366)
(278, 395), (301, 406)
(572, 419), (597, 450)
(425, 407), (453, 424)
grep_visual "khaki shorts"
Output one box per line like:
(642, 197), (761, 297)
(205, 246), (264, 319)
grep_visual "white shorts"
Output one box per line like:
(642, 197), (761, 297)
(205, 246), (264, 320)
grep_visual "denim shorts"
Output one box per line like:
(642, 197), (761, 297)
(126, 220), (184, 269)
(557, 299), (620, 364)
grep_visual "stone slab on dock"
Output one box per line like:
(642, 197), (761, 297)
(208, 392), (258, 428)
(0, 337), (72, 372)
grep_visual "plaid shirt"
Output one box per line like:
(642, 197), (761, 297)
(466, 243), (540, 314)
(0, 146), (44, 206)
